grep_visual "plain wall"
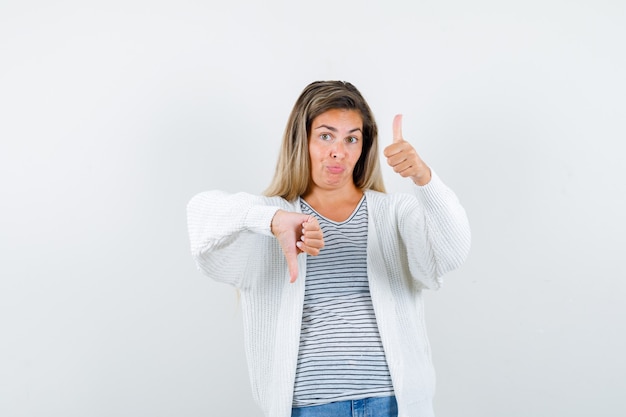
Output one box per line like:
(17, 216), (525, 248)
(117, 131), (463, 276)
(1, 1), (625, 416)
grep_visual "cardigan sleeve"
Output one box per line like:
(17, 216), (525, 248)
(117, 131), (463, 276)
(186, 190), (282, 288)
(398, 170), (471, 289)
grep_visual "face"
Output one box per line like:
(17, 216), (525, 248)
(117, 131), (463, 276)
(307, 108), (364, 193)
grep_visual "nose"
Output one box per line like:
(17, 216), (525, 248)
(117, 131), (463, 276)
(330, 141), (346, 159)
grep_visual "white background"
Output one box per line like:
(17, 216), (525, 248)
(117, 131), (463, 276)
(1, 1), (625, 416)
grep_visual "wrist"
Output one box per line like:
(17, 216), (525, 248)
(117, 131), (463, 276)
(270, 209), (284, 236)
(411, 167), (432, 186)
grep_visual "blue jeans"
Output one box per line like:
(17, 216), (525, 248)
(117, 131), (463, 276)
(291, 396), (398, 417)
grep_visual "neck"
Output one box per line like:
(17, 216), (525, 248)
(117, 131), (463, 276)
(302, 185), (364, 223)
(303, 184), (362, 204)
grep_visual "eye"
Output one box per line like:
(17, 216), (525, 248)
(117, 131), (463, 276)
(320, 133), (332, 141)
(346, 136), (359, 144)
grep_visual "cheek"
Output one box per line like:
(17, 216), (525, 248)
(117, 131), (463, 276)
(352, 146), (364, 162)
(309, 144), (325, 160)
(308, 147), (320, 167)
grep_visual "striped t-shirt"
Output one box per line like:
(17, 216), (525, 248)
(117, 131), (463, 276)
(292, 196), (394, 407)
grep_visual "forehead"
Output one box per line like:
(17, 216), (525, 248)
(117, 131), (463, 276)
(311, 108), (363, 128)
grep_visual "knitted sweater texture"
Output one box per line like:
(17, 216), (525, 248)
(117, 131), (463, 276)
(186, 171), (471, 417)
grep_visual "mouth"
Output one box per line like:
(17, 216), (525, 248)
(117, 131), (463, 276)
(326, 165), (345, 174)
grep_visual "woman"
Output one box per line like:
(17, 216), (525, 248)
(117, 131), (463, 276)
(187, 81), (471, 417)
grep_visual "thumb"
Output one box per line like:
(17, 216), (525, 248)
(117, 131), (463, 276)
(285, 246), (299, 283)
(392, 114), (403, 143)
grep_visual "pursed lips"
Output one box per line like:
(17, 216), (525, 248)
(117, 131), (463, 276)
(325, 165), (345, 174)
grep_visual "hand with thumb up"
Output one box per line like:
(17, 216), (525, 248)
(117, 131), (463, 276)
(383, 114), (432, 186)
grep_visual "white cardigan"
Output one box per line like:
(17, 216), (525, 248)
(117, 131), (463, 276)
(187, 171), (471, 417)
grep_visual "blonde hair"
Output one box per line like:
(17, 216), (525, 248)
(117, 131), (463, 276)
(264, 81), (386, 201)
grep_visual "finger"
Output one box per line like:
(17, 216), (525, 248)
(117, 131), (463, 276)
(301, 220), (324, 254)
(302, 231), (324, 243)
(383, 142), (403, 158)
(302, 220), (319, 232)
(302, 215), (321, 228)
(387, 146), (407, 162)
(302, 219), (322, 234)
(299, 241), (323, 256)
(393, 114), (403, 143)
(300, 234), (324, 249)
(302, 218), (323, 238)
(391, 160), (417, 177)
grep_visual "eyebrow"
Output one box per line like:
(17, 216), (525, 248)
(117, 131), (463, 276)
(314, 124), (363, 134)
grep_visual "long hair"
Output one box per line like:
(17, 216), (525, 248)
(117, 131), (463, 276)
(264, 81), (386, 201)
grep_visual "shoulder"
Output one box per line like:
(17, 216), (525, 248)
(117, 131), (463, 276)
(365, 189), (418, 209)
(188, 190), (295, 210)
(364, 190), (421, 227)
